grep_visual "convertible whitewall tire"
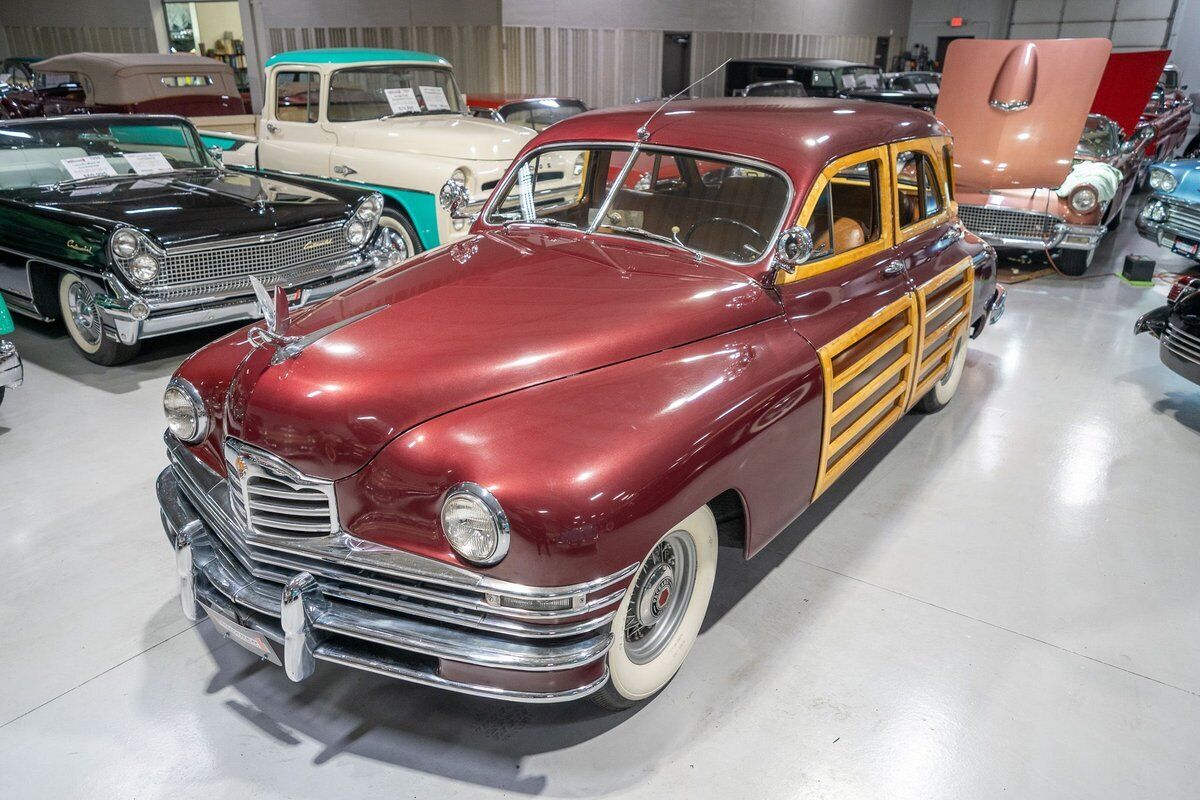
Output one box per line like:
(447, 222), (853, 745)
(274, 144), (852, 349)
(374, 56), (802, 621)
(58, 271), (140, 366)
(377, 209), (421, 261)
(592, 504), (718, 709)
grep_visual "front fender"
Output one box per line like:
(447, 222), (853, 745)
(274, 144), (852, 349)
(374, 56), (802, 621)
(335, 317), (823, 586)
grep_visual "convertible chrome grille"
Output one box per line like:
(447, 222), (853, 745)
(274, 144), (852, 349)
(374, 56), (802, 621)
(1164, 322), (1200, 365)
(1163, 201), (1200, 240)
(153, 222), (356, 290)
(958, 204), (1062, 244)
(225, 440), (338, 538)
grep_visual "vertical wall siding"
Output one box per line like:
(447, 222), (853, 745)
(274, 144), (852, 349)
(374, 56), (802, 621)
(263, 24), (902, 107)
(2, 26), (156, 56)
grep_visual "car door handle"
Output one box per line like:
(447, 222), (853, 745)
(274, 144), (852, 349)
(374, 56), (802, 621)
(882, 260), (907, 276)
(266, 122), (280, 134)
(333, 164), (357, 177)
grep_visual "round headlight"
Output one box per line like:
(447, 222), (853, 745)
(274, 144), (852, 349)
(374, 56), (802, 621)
(111, 229), (141, 259)
(1159, 171), (1178, 193)
(163, 378), (207, 443)
(355, 193), (383, 222)
(345, 219), (367, 245)
(129, 253), (159, 283)
(451, 167), (468, 186)
(441, 483), (509, 565)
(1149, 170), (1163, 189)
(1069, 185), (1099, 214)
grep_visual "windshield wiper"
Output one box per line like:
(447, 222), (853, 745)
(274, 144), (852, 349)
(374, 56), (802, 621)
(497, 215), (579, 230)
(607, 224), (702, 259)
(53, 172), (146, 190)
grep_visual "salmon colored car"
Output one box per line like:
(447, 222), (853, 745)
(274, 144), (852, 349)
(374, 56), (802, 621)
(939, 39), (1161, 275)
(156, 98), (1002, 708)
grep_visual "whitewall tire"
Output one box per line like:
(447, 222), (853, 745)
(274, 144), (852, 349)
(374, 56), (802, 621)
(58, 272), (140, 366)
(916, 327), (968, 413)
(377, 209), (421, 261)
(591, 504), (718, 710)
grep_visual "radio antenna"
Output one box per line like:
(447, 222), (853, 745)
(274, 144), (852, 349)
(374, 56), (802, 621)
(636, 58), (731, 142)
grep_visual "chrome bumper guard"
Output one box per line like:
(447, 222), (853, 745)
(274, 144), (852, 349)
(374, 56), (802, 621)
(0, 338), (21, 390)
(159, 438), (635, 702)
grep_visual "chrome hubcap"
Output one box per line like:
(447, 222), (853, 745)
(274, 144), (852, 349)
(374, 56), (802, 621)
(624, 531), (697, 664)
(378, 220), (410, 261)
(68, 281), (101, 346)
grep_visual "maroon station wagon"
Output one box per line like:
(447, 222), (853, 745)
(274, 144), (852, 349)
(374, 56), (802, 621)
(157, 98), (1004, 708)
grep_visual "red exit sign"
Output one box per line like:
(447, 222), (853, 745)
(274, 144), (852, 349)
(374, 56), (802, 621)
(949, 16), (965, 27)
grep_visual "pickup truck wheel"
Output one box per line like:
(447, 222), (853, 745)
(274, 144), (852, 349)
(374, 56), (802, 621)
(58, 272), (140, 366)
(916, 328), (968, 413)
(378, 209), (421, 260)
(591, 504), (717, 710)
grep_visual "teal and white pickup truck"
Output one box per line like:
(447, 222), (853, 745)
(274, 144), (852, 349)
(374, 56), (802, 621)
(199, 48), (538, 257)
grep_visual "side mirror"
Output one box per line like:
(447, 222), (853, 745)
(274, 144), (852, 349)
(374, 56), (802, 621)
(206, 145), (225, 165)
(772, 226), (814, 275)
(439, 179), (474, 220)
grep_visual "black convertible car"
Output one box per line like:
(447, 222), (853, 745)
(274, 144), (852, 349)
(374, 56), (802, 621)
(0, 115), (408, 364)
(1135, 275), (1200, 386)
(723, 57), (935, 110)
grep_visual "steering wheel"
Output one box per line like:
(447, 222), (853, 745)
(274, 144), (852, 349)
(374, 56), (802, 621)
(682, 217), (768, 260)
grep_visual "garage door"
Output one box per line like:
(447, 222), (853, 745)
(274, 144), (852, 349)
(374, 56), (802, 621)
(1008, 0), (1177, 48)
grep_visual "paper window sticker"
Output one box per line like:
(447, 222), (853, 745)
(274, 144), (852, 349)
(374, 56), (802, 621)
(123, 151), (173, 176)
(60, 155), (118, 180)
(419, 85), (451, 111)
(384, 87), (421, 114)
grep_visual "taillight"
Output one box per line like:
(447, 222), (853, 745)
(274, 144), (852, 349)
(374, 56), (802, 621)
(1168, 275), (1199, 304)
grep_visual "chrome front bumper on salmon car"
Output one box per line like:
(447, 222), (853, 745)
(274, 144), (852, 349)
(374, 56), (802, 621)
(157, 435), (638, 702)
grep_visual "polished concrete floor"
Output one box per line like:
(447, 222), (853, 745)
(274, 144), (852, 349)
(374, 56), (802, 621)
(1, 207), (1198, 799)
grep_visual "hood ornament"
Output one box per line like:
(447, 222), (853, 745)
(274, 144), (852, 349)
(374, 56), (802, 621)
(246, 275), (388, 364)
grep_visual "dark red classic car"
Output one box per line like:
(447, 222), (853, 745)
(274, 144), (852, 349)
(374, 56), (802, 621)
(1138, 62), (1192, 168)
(157, 98), (1002, 707)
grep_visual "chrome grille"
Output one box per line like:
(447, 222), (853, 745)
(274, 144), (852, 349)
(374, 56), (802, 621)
(225, 440), (337, 538)
(958, 204), (1061, 244)
(1164, 201), (1200, 240)
(155, 222), (356, 289)
(1164, 322), (1200, 365)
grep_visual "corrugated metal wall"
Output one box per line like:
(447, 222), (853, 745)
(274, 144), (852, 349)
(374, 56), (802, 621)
(1008, 0), (1177, 49)
(262, 24), (901, 108)
(1, 25), (157, 56)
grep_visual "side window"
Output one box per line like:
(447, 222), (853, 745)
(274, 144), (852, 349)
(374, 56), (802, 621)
(895, 150), (944, 229)
(275, 71), (320, 123)
(942, 145), (955, 202)
(805, 159), (881, 260)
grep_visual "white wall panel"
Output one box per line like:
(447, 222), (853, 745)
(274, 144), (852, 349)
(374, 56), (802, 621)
(1112, 19), (1172, 47)
(1005, 0), (1176, 45)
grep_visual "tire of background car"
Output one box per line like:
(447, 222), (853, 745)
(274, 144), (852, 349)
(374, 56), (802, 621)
(0, 387), (4, 407)
(1108, 204), (1123, 230)
(591, 504), (718, 711)
(1055, 248), (1094, 277)
(915, 327), (969, 414)
(1185, 132), (1200, 159)
(377, 208), (422, 261)
(57, 271), (140, 366)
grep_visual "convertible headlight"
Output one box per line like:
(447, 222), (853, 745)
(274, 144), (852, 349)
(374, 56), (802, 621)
(345, 219), (367, 246)
(441, 483), (509, 565)
(111, 229), (140, 259)
(129, 253), (159, 283)
(1143, 199), (1168, 222)
(1154, 169), (1178, 193)
(163, 378), (207, 443)
(1069, 185), (1099, 214)
(355, 192), (383, 223)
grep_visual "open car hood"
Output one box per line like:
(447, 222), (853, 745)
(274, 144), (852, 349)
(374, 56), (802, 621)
(1090, 49), (1172, 136)
(936, 38), (1112, 191)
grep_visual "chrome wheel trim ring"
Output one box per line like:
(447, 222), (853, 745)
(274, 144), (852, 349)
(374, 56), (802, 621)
(67, 278), (102, 347)
(623, 530), (697, 665)
(377, 215), (413, 261)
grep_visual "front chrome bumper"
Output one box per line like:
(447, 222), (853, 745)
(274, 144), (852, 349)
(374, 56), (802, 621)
(96, 250), (399, 346)
(974, 222), (1105, 253)
(158, 437), (634, 702)
(0, 338), (22, 390)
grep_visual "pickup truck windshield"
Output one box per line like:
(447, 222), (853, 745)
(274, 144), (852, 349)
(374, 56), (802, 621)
(487, 146), (789, 264)
(327, 65), (465, 121)
(0, 117), (210, 190)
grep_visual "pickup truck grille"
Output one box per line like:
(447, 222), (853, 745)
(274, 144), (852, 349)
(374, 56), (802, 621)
(152, 222), (358, 291)
(958, 204), (1061, 244)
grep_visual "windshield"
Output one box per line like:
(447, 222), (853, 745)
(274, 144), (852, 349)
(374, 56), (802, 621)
(327, 65), (464, 121)
(500, 99), (587, 131)
(1076, 116), (1117, 157)
(0, 118), (211, 190)
(487, 145), (789, 264)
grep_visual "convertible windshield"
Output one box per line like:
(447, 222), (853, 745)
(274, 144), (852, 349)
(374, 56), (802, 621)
(1076, 116), (1118, 157)
(487, 146), (789, 264)
(0, 118), (211, 190)
(328, 65), (465, 121)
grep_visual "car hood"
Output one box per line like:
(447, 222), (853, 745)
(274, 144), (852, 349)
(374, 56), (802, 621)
(6, 171), (357, 247)
(219, 229), (779, 479)
(340, 115), (535, 161)
(936, 38), (1111, 191)
(1090, 50), (1171, 136)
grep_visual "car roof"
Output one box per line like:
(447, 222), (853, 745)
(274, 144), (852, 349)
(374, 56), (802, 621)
(265, 48), (449, 68)
(530, 98), (945, 188)
(729, 57), (870, 70)
(468, 94), (584, 109)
